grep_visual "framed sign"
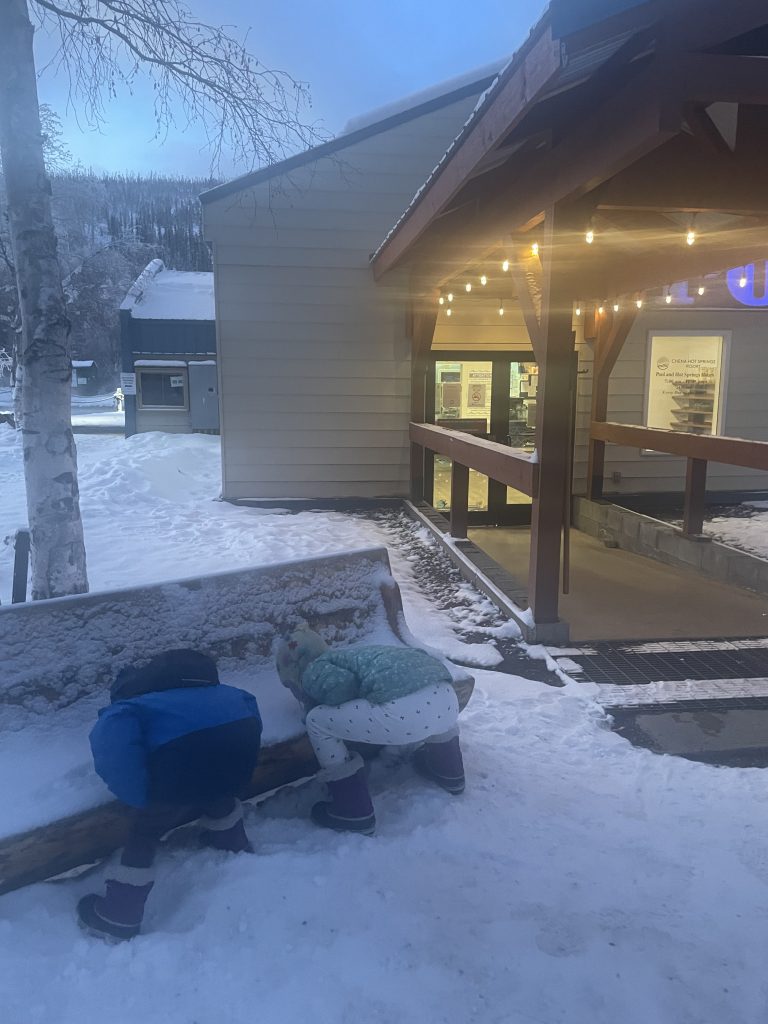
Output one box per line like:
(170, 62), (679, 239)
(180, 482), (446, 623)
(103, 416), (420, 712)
(120, 372), (137, 395)
(645, 333), (727, 447)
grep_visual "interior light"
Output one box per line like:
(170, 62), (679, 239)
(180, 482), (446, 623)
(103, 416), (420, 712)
(531, 242), (539, 257)
(438, 296), (445, 305)
(697, 285), (706, 296)
(465, 282), (472, 293)
(665, 293), (673, 304)
(613, 302), (620, 313)
(502, 259), (510, 272)
(480, 274), (487, 286)
(597, 304), (604, 315)
(575, 304), (582, 317)
(636, 298), (643, 309)
(446, 308), (452, 317)
(447, 292), (454, 302)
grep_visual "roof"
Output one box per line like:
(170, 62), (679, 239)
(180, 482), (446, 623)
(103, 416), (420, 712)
(121, 260), (215, 321)
(71, 360), (95, 368)
(199, 61), (505, 206)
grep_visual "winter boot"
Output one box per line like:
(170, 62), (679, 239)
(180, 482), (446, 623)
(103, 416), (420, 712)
(414, 734), (465, 795)
(199, 799), (253, 853)
(77, 865), (155, 942)
(311, 756), (376, 835)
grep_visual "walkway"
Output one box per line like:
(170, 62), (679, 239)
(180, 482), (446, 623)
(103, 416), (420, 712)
(469, 526), (768, 641)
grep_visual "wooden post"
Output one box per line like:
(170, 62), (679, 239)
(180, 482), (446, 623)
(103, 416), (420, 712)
(11, 528), (30, 604)
(450, 462), (469, 539)
(683, 458), (707, 536)
(528, 205), (575, 625)
(587, 307), (637, 500)
(407, 301), (437, 503)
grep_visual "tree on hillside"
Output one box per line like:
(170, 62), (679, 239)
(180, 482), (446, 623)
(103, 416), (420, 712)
(0, 0), (316, 600)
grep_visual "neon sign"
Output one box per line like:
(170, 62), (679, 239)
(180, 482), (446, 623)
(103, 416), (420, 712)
(727, 262), (768, 307)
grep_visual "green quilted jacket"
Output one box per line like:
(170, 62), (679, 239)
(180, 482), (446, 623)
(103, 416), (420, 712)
(300, 645), (452, 707)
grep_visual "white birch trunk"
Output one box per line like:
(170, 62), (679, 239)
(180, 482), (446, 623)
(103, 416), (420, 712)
(0, 0), (88, 598)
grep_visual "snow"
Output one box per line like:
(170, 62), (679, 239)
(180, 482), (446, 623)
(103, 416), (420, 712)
(121, 259), (214, 321)
(707, 509), (768, 562)
(133, 359), (187, 367)
(340, 58), (507, 135)
(71, 360), (95, 369)
(3, 670), (768, 1022)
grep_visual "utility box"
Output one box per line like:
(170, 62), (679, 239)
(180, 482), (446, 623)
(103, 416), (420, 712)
(188, 361), (220, 432)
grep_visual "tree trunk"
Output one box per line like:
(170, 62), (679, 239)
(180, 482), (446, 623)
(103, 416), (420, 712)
(0, 0), (88, 598)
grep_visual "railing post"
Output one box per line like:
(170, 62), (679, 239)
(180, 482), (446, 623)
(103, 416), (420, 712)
(450, 461), (469, 539)
(410, 442), (425, 502)
(587, 438), (606, 500)
(683, 458), (707, 536)
(11, 528), (30, 604)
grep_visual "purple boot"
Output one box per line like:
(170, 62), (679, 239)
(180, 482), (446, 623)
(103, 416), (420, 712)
(311, 757), (376, 835)
(414, 734), (466, 795)
(199, 799), (253, 853)
(77, 865), (155, 942)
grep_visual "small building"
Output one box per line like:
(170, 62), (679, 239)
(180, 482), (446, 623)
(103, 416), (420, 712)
(70, 360), (99, 395)
(119, 259), (218, 436)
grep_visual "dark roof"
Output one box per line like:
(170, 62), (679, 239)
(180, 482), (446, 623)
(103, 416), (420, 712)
(199, 71), (501, 206)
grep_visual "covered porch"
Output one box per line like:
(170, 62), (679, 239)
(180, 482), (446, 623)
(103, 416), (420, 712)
(374, 0), (768, 641)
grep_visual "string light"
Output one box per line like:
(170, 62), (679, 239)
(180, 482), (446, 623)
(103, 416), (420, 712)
(686, 228), (696, 246)
(498, 299), (505, 317)
(739, 271), (748, 288)
(585, 225), (595, 245)
(446, 308), (453, 317)
(502, 259), (510, 272)
(575, 303), (582, 317)
(480, 274), (487, 286)
(438, 295), (445, 305)
(613, 302), (620, 313)
(697, 285), (706, 296)
(465, 282), (472, 293)
(665, 292), (673, 304)
(531, 241), (539, 257)
(447, 292), (454, 303)
(597, 304), (605, 315)
(636, 298), (643, 309)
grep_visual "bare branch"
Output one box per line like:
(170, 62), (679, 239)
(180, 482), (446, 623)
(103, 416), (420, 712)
(31, 0), (325, 172)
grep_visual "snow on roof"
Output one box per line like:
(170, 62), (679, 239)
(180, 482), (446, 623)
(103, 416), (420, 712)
(71, 360), (95, 368)
(134, 359), (187, 367)
(121, 259), (215, 321)
(340, 58), (509, 136)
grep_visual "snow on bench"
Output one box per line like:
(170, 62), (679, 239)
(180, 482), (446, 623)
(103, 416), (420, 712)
(0, 547), (473, 894)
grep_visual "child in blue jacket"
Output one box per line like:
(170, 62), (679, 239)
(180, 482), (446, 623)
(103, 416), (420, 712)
(276, 626), (465, 836)
(78, 649), (262, 942)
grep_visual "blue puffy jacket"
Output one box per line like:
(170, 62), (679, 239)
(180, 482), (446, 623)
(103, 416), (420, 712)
(300, 645), (453, 707)
(90, 684), (262, 808)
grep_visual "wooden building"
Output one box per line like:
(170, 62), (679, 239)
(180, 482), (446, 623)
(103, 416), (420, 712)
(206, 0), (768, 640)
(120, 259), (218, 437)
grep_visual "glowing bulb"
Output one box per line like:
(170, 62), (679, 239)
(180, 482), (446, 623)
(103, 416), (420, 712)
(697, 285), (706, 296)
(686, 229), (696, 246)
(465, 282), (472, 293)
(480, 274), (487, 286)
(447, 292), (454, 302)
(665, 293), (672, 304)
(597, 305), (604, 315)
(613, 302), (620, 313)
(636, 298), (643, 309)
(438, 296), (445, 305)
(575, 305), (582, 317)
(498, 304), (505, 317)
(531, 242), (539, 257)
(739, 273), (748, 288)
(585, 228), (595, 245)
(502, 259), (510, 272)
(446, 308), (452, 317)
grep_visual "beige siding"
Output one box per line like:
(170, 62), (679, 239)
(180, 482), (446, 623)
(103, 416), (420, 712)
(136, 409), (192, 433)
(204, 93), (484, 500)
(573, 310), (768, 497)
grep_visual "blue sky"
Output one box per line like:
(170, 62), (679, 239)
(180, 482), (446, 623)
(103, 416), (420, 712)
(34, 0), (544, 177)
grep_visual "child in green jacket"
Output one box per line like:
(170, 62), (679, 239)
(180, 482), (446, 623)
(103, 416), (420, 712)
(276, 625), (465, 835)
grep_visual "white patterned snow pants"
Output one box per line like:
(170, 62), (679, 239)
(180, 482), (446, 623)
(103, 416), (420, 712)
(305, 682), (460, 772)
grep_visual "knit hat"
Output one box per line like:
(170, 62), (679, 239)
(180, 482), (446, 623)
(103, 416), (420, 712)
(275, 624), (328, 691)
(111, 649), (219, 702)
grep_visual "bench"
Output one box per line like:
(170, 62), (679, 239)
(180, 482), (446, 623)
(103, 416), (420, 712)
(0, 547), (473, 894)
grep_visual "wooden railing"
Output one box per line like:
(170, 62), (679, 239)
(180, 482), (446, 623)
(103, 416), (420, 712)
(410, 422), (538, 539)
(590, 422), (768, 536)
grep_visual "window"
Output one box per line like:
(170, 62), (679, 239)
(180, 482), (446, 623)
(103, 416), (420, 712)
(137, 369), (188, 410)
(645, 333), (727, 438)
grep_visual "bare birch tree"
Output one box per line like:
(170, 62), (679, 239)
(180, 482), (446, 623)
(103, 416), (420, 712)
(0, 0), (315, 599)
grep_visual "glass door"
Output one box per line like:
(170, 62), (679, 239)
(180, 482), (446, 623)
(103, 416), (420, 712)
(427, 354), (537, 524)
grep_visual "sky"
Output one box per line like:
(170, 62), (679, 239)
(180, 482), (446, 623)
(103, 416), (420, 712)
(33, 0), (546, 178)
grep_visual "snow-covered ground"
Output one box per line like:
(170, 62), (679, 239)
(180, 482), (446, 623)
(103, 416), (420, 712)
(4, 430), (768, 1023)
(707, 505), (768, 562)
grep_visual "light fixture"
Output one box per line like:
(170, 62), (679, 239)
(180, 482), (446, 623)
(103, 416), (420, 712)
(585, 225), (595, 245)
(480, 274), (487, 286)
(465, 282), (472, 293)
(498, 300), (505, 317)
(447, 291), (454, 302)
(575, 303), (582, 317)
(636, 298), (643, 309)
(665, 292), (673, 304)
(697, 285), (706, 296)
(597, 304), (605, 315)
(686, 228), (696, 246)
(613, 302), (620, 313)
(531, 241), (539, 257)
(438, 295), (445, 305)
(502, 259), (510, 272)
(446, 308), (453, 317)
(739, 271), (748, 288)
